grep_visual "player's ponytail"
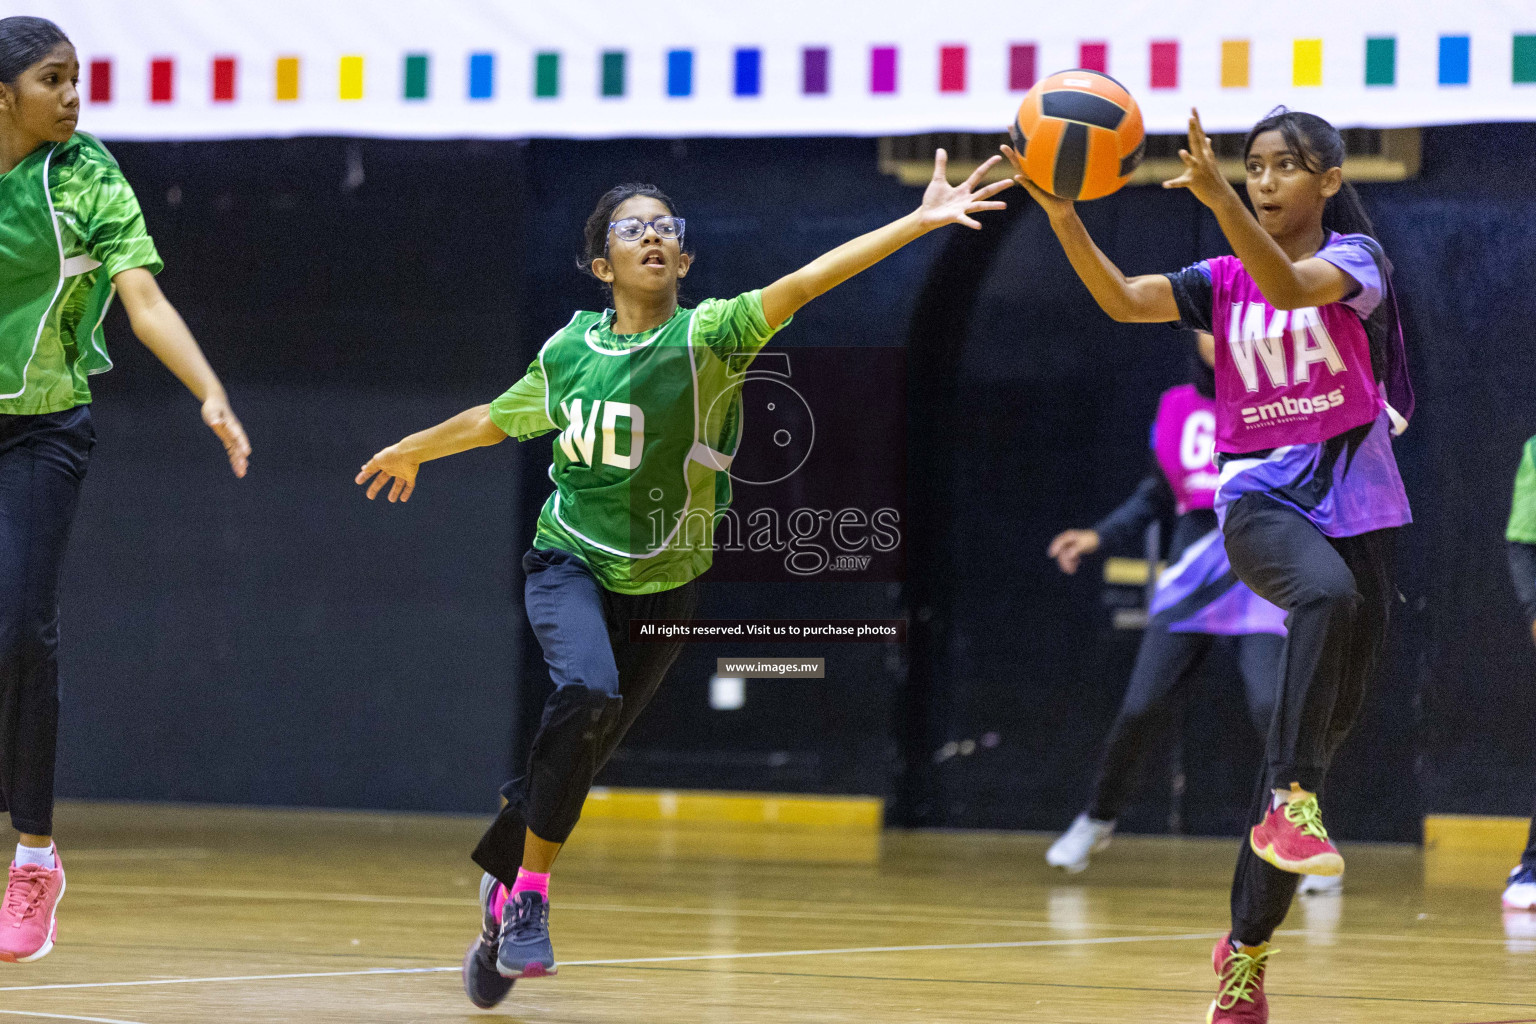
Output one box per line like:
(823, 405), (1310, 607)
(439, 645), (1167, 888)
(0, 16), (69, 86)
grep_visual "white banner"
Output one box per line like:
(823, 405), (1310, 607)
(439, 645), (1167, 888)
(24, 0), (1536, 140)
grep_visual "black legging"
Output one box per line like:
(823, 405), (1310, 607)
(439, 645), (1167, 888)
(1088, 622), (1283, 822)
(1221, 493), (1395, 946)
(0, 408), (93, 838)
(472, 547), (697, 885)
(1506, 542), (1536, 872)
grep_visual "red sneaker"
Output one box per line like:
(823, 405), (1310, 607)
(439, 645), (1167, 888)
(0, 852), (65, 963)
(1207, 933), (1273, 1023)
(1249, 787), (1343, 876)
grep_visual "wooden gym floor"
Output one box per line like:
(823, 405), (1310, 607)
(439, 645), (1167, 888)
(1, 802), (1533, 1023)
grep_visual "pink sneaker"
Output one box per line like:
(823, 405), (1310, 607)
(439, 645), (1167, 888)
(1249, 787), (1344, 876)
(0, 852), (65, 963)
(1207, 932), (1273, 1023)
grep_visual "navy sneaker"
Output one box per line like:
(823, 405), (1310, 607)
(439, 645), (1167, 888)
(1504, 863), (1536, 911)
(463, 873), (515, 1008)
(497, 890), (558, 978)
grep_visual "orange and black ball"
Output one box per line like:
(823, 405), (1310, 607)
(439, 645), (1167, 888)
(1011, 70), (1146, 201)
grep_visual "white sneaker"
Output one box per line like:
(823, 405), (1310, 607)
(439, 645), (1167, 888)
(1503, 864), (1536, 911)
(1046, 814), (1115, 874)
(1298, 872), (1343, 895)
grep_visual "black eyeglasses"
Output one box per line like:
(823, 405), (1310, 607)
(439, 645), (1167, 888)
(608, 216), (685, 243)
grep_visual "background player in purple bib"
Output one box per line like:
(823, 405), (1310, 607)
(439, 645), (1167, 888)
(1044, 333), (1294, 881)
(1007, 106), (1412, 1024)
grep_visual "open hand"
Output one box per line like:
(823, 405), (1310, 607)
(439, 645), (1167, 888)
(356, 446), (419, 502)
(1047, 529), (1100, 575)
(201, 394), (250, 478)
(1162, 108), (1234, 209)
(1000, 144), (1075, 220)
(916, 149), (1013, 231)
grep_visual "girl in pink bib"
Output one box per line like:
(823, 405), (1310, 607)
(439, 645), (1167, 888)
(1043, 336), (1288, 880)
(1007, 106), (1412, 1023)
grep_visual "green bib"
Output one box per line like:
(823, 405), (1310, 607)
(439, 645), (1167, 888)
(0, 143), (64, 399)
(0, 133), (159, 414)
(533, 307), (740, 592)
(1509, 436), (1536, 544)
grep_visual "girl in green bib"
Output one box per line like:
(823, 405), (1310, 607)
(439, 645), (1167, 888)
(0, 17), (249, 964)
(1504, 435), (1536, 912)
(357, 158), (1011, 1007)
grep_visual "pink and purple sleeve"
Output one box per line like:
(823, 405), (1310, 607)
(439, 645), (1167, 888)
(1314, 233), (1385, 319)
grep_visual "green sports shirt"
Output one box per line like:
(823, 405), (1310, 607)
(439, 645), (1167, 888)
(489, 291), (788, 594)
(1508, 436), (1536, 544)
(0, 132), (162, 415)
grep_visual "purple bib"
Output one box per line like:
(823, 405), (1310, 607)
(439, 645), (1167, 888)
(1207, 254), (1382, 452)
(1152, 384), (1219, 515)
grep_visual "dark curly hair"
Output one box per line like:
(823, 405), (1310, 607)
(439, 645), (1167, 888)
(0, 16), (70, 87)
(576, 183), (691, 297)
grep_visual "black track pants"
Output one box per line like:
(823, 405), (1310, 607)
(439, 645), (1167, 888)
(0, 408), (92, 838)
(1221, 494), (1395, 946)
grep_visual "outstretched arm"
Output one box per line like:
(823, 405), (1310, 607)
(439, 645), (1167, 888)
(1002, 145), (1178, 323)
(759, 150), (1012, 328)
(1048, 471), (1173, 574)
(1094, 472), (1175, 552)
(355, 405), (507, 503)
(115, 267), (251, 477)
(1163, 110), (1353, 310)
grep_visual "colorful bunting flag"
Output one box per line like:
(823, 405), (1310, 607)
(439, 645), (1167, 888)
(1009, 44), (1037, 91)
(275, 56), (300, 101)
(1150, 41), (1178, 89)
(601, 51), (625, 98)
(149, 58), (173, 103)
(339, 56), (363, 100)
(72, 31), (1536, 136)
(939, 45), (966, 94)
(89, 58), (111, 103)
(1439, 35), (1470, 85)
(870, 46), (897, 94)
(468, 53), (494, 99)
(1293, 39), (1323, 87)
(803, 47), (829, 95)
(403, 54), (428, 100)
(213, 56), (236, 102)
(1221, 40), (1250, 88)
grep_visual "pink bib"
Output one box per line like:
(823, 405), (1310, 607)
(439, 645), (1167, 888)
(1207, 255), (1382, 452)
(1152, 385), (1219, 515)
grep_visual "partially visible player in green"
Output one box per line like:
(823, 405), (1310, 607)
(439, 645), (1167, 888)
(356, 153), (1012, 1007)
(1504, 434), (1536, 912)
(0, 16), (249, 964)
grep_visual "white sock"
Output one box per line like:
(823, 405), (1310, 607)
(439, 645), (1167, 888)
(14, 843), (56, 870)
